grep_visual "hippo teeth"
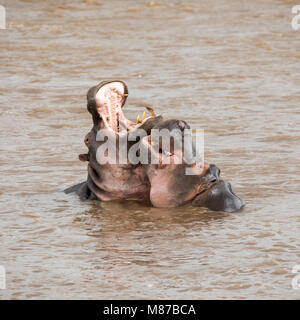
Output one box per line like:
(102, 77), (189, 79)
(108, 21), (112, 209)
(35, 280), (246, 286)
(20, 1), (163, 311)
(136, 111), (148, 124)
(135, 108), (155, 124)
(131, 107), (160, 128)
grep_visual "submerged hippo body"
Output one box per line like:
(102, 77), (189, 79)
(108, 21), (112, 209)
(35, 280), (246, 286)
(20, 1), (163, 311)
(65, 80), (244, 212)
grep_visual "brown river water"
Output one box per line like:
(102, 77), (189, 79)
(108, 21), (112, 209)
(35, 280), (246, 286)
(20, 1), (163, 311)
(0, 0), (299, 299)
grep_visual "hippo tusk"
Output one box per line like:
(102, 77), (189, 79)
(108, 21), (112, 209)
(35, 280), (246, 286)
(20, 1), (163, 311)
(142, 111), (147, 120)
(136, 115), (142, 123)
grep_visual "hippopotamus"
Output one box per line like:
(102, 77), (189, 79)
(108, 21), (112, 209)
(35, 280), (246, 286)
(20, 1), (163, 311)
(65, 80), (244, 212)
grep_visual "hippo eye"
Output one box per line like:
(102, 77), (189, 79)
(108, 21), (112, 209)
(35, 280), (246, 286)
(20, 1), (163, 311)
(158, 147), (173, 156)
(162, 150), (172, 156)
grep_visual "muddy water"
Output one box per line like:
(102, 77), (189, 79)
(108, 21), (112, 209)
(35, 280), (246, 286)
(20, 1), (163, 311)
(0, 0), (299, 299)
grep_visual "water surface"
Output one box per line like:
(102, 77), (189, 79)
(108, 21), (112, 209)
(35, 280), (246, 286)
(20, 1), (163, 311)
(0, 0), (299, 299)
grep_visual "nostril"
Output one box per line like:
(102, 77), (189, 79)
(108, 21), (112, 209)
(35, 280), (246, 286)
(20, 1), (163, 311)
(84, 136), (90, 145)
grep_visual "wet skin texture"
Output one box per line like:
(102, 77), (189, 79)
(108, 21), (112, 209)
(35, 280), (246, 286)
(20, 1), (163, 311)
(65, 81), (244, 212)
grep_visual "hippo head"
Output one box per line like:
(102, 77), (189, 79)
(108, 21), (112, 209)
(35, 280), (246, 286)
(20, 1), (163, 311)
(81, 80), (163, 165)
(139, 119), (245, 212)
(79, 80), (244, 212)
(78, 80), (163, 201)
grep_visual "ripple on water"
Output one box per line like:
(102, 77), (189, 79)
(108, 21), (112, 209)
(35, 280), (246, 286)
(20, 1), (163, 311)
(0, 0), (299, 300)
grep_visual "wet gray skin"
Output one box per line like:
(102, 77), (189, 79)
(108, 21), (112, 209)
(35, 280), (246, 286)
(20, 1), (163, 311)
(65, 81), (245, 213)
(192, 173), (245, 212)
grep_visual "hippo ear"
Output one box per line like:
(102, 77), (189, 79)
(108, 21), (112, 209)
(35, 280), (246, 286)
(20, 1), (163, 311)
(79, 153), (89, 162)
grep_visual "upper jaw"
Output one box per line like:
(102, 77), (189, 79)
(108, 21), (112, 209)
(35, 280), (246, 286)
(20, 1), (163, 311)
(95, 81), (129, 133)
(86, 81), (126, 125)
(91, 80), (162, 134)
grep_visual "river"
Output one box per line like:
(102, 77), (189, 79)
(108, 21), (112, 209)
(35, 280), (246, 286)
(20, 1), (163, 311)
(0, 0), (299, 299)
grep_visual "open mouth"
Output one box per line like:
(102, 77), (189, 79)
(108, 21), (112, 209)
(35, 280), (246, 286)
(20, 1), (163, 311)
(95, 81), (162, 134)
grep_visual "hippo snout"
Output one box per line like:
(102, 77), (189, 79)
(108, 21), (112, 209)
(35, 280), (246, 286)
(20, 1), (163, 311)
(192, 180), (245, 213)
